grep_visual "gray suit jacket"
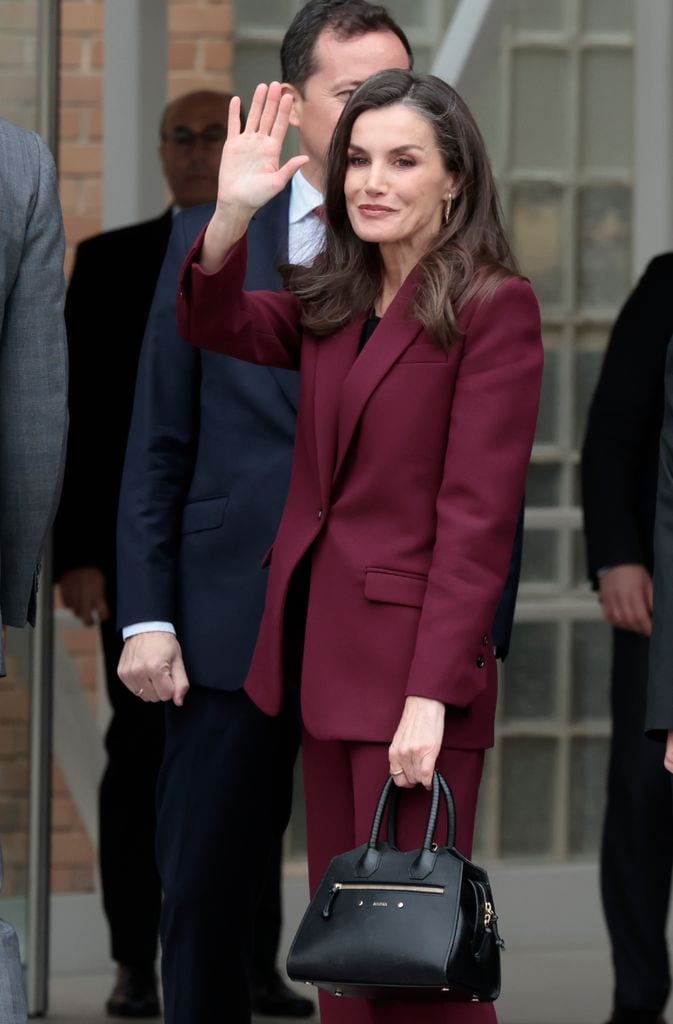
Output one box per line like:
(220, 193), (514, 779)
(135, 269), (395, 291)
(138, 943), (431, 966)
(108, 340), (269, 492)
(0, 119), (68, 676)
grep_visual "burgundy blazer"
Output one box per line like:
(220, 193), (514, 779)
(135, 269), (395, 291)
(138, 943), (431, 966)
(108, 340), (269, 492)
(177, 237), (543, 750)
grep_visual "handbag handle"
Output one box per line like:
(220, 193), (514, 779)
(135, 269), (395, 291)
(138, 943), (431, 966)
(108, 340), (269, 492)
(356, 770), (456, 878)
(386, 770), (457, 851)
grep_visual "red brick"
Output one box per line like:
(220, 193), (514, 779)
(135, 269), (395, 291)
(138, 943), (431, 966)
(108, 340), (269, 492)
(90, 37), (104, 70)
(203, 40), (233, 72)
(1, 831), (28, 864)
(59, 179), (80, 212)
(0, 798), (27, 830)
(1, 690), (30, 722)
(52, 797), (77, 831)
(170, 40), (198, 71)
(88, 106), (104, 139)
(169, 7), (233, 34)
(60, 73), (102, 104)
(0, 726), (28, 758)
(61, 2), (104, 34)
(59, 107), (81, 141)
(0, 759), (29, 795)
(60, 36), (83, 68)
(52, 830), (95, 868)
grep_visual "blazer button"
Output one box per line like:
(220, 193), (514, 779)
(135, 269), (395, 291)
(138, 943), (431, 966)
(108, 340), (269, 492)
(317, 508), (323, 519)
(476, 655), (485, 668)
(482, 634), (489, 647)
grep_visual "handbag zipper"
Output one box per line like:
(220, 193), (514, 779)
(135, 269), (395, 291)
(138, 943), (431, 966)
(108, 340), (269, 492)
(474, 881), (505, 952)
(323, 882), (444, 919)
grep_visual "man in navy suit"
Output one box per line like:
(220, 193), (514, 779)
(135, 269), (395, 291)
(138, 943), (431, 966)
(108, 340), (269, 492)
(117, 3), (521, 1022)
(54, 90), (248, 1019)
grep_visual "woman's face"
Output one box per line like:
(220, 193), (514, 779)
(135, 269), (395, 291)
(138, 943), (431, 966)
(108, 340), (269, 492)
(344, 103), (456, 256)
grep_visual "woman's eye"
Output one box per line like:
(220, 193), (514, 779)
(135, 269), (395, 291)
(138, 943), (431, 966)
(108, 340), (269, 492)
(395, 157), (415, 168)
(348, 155), (367, 166)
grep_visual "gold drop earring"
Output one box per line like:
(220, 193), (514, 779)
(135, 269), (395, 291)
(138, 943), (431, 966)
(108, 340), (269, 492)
(444, 193), (453, 226)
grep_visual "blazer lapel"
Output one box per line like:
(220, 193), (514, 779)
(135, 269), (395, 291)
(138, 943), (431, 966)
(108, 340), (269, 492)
(333, 270), (423, 483)
(311, 317), (364, 502)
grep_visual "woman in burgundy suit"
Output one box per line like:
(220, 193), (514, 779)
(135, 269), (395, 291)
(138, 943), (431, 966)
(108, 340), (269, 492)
(178, 71), (543, 1023)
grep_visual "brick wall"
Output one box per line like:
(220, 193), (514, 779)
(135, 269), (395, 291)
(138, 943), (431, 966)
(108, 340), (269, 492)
(0, 0), (235, 899)
(60, 0), (235, 274)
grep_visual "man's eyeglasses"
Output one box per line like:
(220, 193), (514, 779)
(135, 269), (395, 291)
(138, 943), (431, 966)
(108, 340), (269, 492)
(161, 125), (227, 148)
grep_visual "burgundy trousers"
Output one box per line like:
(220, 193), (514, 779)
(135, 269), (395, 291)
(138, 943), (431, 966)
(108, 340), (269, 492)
(301, 730), (497, 1024)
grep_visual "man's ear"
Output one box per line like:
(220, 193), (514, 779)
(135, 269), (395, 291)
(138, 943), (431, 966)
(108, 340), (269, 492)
(280, 83), (301, 128)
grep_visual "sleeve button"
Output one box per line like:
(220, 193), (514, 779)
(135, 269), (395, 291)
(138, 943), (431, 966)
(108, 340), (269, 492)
(476, 655), (485, 668)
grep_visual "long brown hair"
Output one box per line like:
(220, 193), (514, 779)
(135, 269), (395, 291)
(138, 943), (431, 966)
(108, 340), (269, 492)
(285, 69), (516, 348)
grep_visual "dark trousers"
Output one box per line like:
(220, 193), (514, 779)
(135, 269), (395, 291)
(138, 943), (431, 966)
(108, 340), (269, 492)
(156, 685), (300, 1024)
(602, 629), (673, 1015)
(99, 619), (164, 967)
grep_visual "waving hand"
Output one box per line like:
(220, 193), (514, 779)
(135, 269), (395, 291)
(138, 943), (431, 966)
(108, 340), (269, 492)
(202, 82), (309, 272)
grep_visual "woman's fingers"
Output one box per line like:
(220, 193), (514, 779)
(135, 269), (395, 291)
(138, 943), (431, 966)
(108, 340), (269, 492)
(258, 82), (283, 135)
(244, 83), (269, 134)
(227, 95), (242, 141)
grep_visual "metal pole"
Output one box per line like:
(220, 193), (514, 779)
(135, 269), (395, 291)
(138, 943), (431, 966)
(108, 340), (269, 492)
(26, 3), (61, 1014)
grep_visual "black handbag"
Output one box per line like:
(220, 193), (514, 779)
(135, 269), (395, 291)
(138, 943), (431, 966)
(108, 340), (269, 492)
(287, 770), (504, 1002)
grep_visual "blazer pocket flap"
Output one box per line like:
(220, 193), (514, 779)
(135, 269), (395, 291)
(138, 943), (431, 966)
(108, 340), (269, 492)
(398, 344), (448, 364)
(181, 496), (229, 535)
(364, 568), (427, 608)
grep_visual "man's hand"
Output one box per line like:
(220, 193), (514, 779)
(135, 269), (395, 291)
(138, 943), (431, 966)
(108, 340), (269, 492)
(118, 631), (190, 707)
(388, 696), (445, 790)
(598, 564), (653, 636)
(59, 567), (110, 625)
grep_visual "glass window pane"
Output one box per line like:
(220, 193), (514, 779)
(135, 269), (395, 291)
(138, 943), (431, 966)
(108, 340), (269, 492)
(521, 529), (559, 584)
(512, 0), (570, 31)
(500, 738), (557, 855)
(234, 43), (282, 102)
(572, 528), (592, 588)
(573, 346), (606, 448)
(385, 0), (458, 32)
(237, 0), (296, 30)
(511, 184), (566, 305)
(569, 737), (609, 855)
(580, 50), (633, 174)
(526, 462), (562, 507)
(582, 0), (633, 33)
(578, 186), (631, 310)
(535, 343), (561, 445)
(511, 50), (571, 172)
(571, 620), (611, 720)
(502, 623), (558, 720)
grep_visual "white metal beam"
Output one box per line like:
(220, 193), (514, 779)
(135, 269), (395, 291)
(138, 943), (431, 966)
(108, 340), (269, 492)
(431, 0), (508, 99)
(103, 0), (167, 229)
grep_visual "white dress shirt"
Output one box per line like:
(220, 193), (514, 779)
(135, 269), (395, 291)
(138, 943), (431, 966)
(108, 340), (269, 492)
(122, 172), (326, 642)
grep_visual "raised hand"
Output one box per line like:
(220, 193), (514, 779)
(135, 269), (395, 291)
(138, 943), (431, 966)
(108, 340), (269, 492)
(202, 82), (309, 271)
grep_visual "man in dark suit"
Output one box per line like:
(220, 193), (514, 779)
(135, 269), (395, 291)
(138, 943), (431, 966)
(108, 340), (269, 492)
(53, 89), (249, 1019)
(582, 254), (673, 1024)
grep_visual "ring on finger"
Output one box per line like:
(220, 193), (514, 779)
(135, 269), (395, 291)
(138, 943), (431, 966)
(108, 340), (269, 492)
(135, 688), (144, 697)
(390, 768), (404, 776)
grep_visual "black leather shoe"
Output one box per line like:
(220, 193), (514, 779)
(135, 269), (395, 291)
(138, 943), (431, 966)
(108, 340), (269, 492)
(251, 969), (315, 1018)
(105, 964), (160, 1018)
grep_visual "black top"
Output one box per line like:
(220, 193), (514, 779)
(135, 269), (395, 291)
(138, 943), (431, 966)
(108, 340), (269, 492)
(359, 314), (381, 352)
